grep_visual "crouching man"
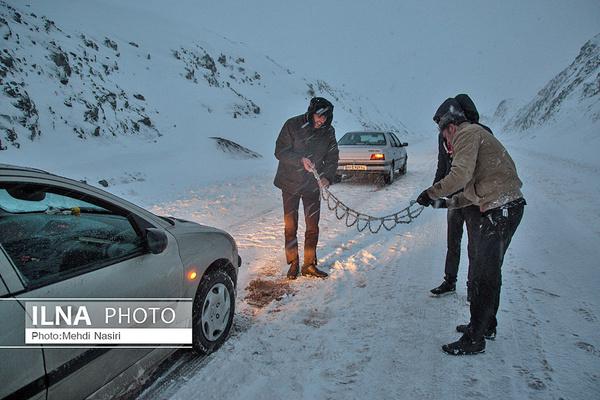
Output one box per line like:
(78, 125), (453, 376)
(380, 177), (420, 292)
(274, 97), (339, 279)
(417, 98), (526, 355)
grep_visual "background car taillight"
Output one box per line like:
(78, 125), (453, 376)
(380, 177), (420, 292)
(370, 153), (385, 160)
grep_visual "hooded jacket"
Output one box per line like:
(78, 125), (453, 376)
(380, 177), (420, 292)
(433, 94), (493, 184)
(427, 122), (523, 212)
(273, 108), (339, 195)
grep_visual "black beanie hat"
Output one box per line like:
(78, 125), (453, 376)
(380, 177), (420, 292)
(307, 97), (334, 128)
(454, 93), (480, 123)
(433, 98), (467, 131)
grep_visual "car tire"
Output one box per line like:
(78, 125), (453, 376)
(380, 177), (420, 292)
(399, 159), (407, 175)
(384, 162), (395, 184)
(334, 174), (342, 183)
(192, 269), (235, 355)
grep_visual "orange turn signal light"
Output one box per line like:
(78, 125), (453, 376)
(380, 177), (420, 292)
(187, 270), (198, 281)
(370, 153), (385, 160)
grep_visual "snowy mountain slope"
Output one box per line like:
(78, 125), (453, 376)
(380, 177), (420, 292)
(0, 0), (160, 147)
(488, 33), (600, 167)
(504, 33), (600, 132)
(0, 0), (411, 203)
(488, 98), (523, 127)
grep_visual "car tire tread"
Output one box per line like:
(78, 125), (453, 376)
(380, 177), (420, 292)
(192, 269), (235, 355)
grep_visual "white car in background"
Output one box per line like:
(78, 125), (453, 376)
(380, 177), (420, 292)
(336, 131), (408, 184)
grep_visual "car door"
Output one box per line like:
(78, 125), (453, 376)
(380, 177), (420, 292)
(390, 132), (407, 167)
(0, 179), (184, 399)
(386, 133), (399, 168)
(0, 255), (47, 400)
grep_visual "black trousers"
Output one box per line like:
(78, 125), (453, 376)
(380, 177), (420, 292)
(468, 203), (524, 341)
(444, 205), (480, 290)
(282, 190), (321, 266)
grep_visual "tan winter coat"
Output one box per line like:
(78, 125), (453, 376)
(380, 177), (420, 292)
(427, 122), (523, 212)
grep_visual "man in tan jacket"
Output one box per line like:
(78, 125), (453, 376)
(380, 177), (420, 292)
(417, 98), (526, 355)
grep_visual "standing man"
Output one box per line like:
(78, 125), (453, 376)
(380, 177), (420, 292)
(417, 98), (526, 355)
(429, 94), (492, 301)
(274, 97), (339, 280)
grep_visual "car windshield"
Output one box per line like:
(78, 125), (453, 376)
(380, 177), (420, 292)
(338, 132), (387, 146)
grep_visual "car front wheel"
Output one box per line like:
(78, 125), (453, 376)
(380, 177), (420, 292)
(192, 269), (235, 355)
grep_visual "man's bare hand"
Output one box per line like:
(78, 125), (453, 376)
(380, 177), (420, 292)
(302, 157), (315, 172)
(318, 177), (330, 189)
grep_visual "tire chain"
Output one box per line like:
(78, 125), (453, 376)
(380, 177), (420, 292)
(310, 167), (425, 233)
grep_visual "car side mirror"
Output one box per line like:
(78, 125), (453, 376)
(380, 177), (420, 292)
(402, 142), (408, 147)
(146, 228), (168, 254)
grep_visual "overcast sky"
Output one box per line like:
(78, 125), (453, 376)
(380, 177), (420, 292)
(33, 0), (600, 133)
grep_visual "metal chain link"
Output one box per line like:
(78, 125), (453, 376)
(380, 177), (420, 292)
(310, 167), (425, 233)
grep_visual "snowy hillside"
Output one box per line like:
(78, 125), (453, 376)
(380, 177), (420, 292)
(0, 0), (410, 202)
(505, 33), (600, 132)
(492, 33), (600, 166)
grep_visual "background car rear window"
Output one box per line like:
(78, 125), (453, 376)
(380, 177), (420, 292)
(338, 132), (387, 146)
(0, 184), (145, 288)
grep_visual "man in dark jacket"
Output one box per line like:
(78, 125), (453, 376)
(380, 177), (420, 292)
(417, 97), (525, 355)
(274, 97), (339, 279)
(430, 94), (492, 300)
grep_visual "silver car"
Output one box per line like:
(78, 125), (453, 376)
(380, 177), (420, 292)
(336, 131), (408, 184)
(0, 164), (241, 399)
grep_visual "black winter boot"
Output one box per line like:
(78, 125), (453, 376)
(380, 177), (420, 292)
(430, 280), (456, 296)
(287, 261), (300, 280)
(456, 324), (497, 340)
(301, 264), (328, 278)
(442, 334), (485, 355)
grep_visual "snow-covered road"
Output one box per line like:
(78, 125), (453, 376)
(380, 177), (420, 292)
(138, 137), (600, 400)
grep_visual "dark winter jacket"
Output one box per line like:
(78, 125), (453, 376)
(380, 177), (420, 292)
(274, 114), (339, 195)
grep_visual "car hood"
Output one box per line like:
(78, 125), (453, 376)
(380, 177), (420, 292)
(162, 217), (228, 237)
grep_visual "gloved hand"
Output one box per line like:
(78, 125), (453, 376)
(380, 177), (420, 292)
(432, 198), (447, 209)
(416, 190), (433, 207)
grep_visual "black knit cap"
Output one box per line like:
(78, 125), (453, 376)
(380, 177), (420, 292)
(433, 98), (467, 131)
(307, 97), (334, 128)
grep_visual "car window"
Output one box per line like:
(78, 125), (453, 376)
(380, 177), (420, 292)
(338, 132), (387, 146)
(387, 133), (399, 147)
(390, 132), (402, 146)
(0, 189), (104, 213)
(0, 183), (146, 288)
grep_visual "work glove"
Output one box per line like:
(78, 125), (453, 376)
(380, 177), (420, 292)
(416, 190), (433, 207)
(432, 198), (447, 209)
